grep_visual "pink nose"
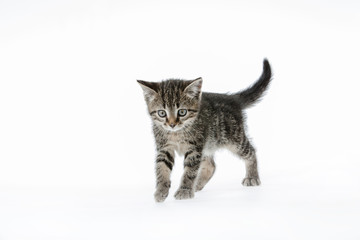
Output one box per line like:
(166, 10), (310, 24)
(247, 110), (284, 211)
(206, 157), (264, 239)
(170, 123), (175, 128)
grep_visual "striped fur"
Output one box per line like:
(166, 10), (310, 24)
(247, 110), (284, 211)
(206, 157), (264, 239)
(138, 59), (272, 202)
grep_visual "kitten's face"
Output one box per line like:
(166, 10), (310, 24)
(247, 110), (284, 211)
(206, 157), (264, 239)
(138, 78), (202, 132)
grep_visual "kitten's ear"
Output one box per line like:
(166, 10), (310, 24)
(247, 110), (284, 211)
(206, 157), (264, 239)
(184, 77), (202, 99)
(137, 80), (159, 102)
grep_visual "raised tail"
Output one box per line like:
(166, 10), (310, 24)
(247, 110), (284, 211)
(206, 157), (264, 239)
(237, 59), (272, 108)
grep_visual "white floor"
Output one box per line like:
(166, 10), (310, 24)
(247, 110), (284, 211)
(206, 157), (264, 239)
(1, 157), (359, 240)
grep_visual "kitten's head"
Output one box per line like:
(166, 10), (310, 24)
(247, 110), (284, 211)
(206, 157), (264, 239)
(137, 78), (202, 132)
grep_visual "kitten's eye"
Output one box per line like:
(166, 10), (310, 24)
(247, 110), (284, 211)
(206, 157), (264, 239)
(178, 109), (187, 117)
(158, 110), (167, 118)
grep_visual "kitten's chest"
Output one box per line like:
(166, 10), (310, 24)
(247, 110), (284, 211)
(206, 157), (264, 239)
(167, 132), (189, 156)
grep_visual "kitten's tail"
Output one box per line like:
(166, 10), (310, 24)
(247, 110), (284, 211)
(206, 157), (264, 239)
(237, 59), (272, 108)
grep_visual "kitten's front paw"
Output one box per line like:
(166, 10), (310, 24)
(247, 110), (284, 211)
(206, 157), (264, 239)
(154, 187), (169, 202)
(174, 188), (194, 200)
(242, 177), (261, 186)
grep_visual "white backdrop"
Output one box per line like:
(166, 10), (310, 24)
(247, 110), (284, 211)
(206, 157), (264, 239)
(1, 0), (360, 239)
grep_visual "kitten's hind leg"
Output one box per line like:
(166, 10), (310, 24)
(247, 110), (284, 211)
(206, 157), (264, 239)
(237, 138), (261, 186)
(195, 156), (216, 192)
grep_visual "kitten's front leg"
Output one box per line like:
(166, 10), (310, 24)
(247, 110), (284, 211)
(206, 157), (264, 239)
(154, 150), (175, 202)
(174, 150), (202, 200)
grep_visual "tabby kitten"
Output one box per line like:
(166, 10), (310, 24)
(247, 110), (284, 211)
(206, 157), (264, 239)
(138, 59), (272, 202)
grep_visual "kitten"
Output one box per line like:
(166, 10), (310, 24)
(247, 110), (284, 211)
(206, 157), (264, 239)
(138, 59), (272, 202)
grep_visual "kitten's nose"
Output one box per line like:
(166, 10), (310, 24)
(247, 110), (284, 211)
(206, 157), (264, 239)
(170, 123), (175, 128)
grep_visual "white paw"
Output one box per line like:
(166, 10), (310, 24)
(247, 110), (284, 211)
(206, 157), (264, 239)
(174, 188), (194, 200)
(242, 177), (261, 186)
(154, 187), (169, 202)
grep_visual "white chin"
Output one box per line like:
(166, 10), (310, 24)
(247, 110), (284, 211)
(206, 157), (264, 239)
(164, 126), (182, 132)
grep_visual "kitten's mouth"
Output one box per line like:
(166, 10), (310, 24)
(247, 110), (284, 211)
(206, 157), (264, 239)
(163, 125), (182, 132)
